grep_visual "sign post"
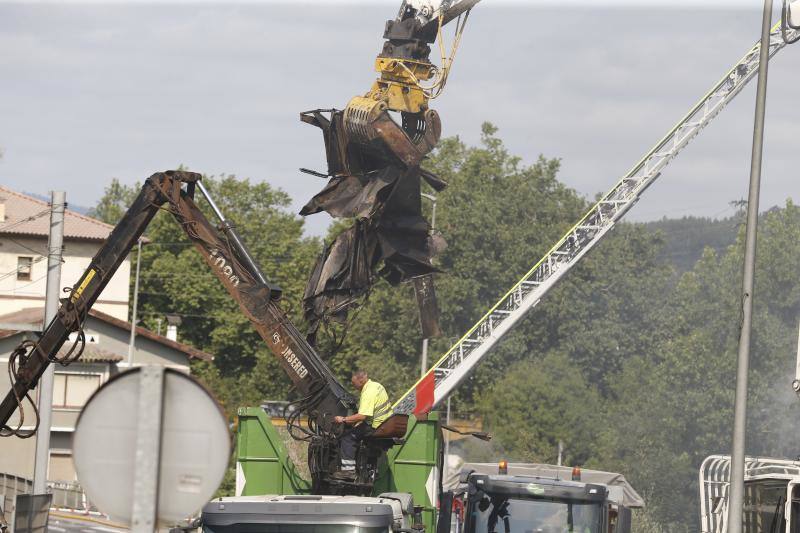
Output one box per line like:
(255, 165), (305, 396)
(73, 366), (230, 529)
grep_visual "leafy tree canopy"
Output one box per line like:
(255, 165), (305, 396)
(88, 133), (800, 532)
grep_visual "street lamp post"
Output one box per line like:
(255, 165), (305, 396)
(127, 239), (143, 366)
(727, 2), (773, 531)
(419, 193), (437, 378)
(419, 192), (453, 480)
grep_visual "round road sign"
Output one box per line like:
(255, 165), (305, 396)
(73, 367), (230, 526)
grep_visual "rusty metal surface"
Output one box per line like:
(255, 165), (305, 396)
(298, 95), (447, 340)
(155, 174), (354, 428)
(296, 0), (476, 346)
(300, 171), (397, 219)
(371, 108), (440, 168)
(300, 156), (443, 340)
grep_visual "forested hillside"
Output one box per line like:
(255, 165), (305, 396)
(91, 126), (800, 532)
(644, 214), (740, 273)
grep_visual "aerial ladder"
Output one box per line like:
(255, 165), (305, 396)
(393, 9), (800, 417)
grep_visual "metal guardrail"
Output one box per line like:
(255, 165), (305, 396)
(0, 472), (32, 527)
(0, 473), (100, 529)
(14, 494), (51, 533)
(49, 481), (96, 512)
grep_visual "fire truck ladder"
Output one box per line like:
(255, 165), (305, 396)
(393, 20), (798, 416)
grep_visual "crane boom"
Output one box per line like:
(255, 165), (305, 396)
(394, 20), (799, 416)
(0, 171), (354, 440)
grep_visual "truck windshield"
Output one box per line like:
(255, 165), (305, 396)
(467, 496), (603, 533)
(203, 525), (390, 533)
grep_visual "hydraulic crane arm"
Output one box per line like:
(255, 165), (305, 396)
(298, 0), (480, 342)
(330, 0), (480, 170)
(399, 0), (480, 27)
(0, 171), (354, 437)
(393, 18), (799, 416)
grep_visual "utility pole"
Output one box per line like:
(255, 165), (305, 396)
(32, 191), (66, 494)
(443, 397), (451, 482)
(727, 2), (772, 531)
(792, 320), (800, 396)
(419, 193), (437, 377)
(127, 239), (143, 366)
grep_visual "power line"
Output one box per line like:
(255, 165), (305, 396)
(0, 272), (48, 292)
(0, 207), (67, 283)
(138, 310), (220, 320)
(4, 235), (58, 259)
(0, 208), (51, 233)
(0, 256), (46, 283)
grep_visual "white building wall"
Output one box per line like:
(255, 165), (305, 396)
(0, 321), (195, 482)
(0, 236), (130, 321)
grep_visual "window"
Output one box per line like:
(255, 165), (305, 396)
(743, 479), (787, 532)
(48, 452), (77, 482)
(467, 496), (603, 533)
(17, 256), (33, 281)
(53, 373), (101, 408)
(791, 484), (800, 533)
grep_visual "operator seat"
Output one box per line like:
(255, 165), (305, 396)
(363, 414), (409, 449)
(348, 414), (410, 491)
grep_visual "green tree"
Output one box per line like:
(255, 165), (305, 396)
(84, 135), (800, 532)
(477, 352), (604, 466)
(88, 178), (141, 225)
(596, 201), (800, 530)
(90, 172), (320, 414)
(319, 123), (589, 403)
(535, 223), (674, 392)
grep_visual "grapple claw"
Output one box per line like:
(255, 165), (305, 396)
(343, 96), (441, 169)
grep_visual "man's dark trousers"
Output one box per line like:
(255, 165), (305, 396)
(340, 423), (375, 470)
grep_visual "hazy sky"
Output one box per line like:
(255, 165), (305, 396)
(0, 1), (770, 5)
(1, 2), (798, 236)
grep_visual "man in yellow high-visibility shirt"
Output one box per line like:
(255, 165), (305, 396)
(332, 369), (391, 479)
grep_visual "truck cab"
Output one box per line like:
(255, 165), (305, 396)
(701, 455), (800, 533)
(201, 494), (425, 533)
(447, 463), (643, 533)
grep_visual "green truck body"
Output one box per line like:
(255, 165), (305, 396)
(235, 407), (442, 531)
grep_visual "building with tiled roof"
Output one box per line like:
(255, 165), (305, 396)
(0, 306), (213, 487)
(0, 186), (213, 506)
(0, 307), (212, 363)
(0, 186), (130, 320)
(0, 186), (116, 241)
